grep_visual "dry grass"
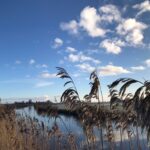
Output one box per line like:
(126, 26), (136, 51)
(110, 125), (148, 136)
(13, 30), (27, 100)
(0, 68), (150, 150)
(0, 105), (49, 150)
(0, 105), (79, 150)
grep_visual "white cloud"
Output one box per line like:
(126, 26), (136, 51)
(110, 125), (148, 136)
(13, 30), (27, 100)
(53, 38), (63, 48)
(60, 20), (79, 34)
(59, 4), (148, 51)
(60, 5), (121, 38)
(126, 29), (144, 45)
(68, 54), (79, 62)
(76, 63), (95, 73)
(99, 4), (121, 23)
(29, 59), (35, 65)
(133, 0), (150, 16)
(15, 60), (22, 64)
(36, 64), (48, 69)
(68, 52), (100, 64)
(72, 73), (80, 77)
(42, 64), (48, 68)
(40, 73), (57, 79)
(116, 18), (148, 45)
(66, 46), (77, 53)
(80, 6), (106, 37)
(100, 39), (125, 54)
(87, 49), (99, 55)
(35, 82), (53, 88)
(131, 65), (145, 71)
(145, 59), (150, 67)
(60, 6), (106, 37)
(99, 64), (130, 76)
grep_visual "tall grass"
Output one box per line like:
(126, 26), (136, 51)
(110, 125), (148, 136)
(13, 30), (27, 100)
(56, 67), (150, 149)
(0, 68), (150, 149)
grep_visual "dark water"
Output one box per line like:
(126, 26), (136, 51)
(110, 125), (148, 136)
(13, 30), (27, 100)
(16, 106), (150, 150)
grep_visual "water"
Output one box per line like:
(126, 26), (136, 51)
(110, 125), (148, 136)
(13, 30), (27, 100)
(16, 106), (149, 149)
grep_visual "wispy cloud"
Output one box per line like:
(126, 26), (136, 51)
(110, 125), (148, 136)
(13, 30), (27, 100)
(60, 20), (79, 35)
(0, 79), (36, 84)
(35, 81), (53, 88)
(40, 72), (57, 79)
(52, 38), (63, 48)
(133, 0), (150, 17)
(36, 64), (48, 69)
(68, 52), (100, 64)
(76, 63), (95, 73)
(29, 59), (35, 65)
(72, 73), (81, 77)
(131, 65), (145, 71)
(15, 60), (22, 64)
(66, 46), (77, 53)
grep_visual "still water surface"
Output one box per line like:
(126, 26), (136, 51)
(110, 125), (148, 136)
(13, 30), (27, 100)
(16, 106), (149, 150)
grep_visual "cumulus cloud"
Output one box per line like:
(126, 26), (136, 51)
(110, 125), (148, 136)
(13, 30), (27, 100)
(76, 63), (95, 73)
(99, 4), (121, 23)
(116, 18), (148, 45)
(68, 52), (100, 64)
(29, 59), (35, 65)
(60, 4), (148, 52)
(145, 59), (150, 67)
(131, 65), (145, 71)
(60, 4), (122, 38)
(99, 64), (130, 76)
(40, 73), (57, 79)
(100, 39), (125, 54)
(15, 60), (22, 64)
(35, 82), (53, 88)
(66, 46), (77, 53)
(80, 6), (106, 37)
(60, 20), (79, 34)
(133, 0), (150, 16)
(53, 38), (63, 48)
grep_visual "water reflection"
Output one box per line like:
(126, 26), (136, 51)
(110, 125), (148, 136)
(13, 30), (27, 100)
(16, 107), (149, 150)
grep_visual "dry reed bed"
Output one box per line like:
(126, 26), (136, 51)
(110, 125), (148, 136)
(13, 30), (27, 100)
(0, 67), (150, 150)
(0, 105), (80, 150)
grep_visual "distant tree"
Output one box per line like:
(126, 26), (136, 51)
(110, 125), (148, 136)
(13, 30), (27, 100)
(28, 99), (32, 104)
(54, 97), (57, 103)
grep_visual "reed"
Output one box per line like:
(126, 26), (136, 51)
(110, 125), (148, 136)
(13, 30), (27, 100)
(0, 68), (150, 149)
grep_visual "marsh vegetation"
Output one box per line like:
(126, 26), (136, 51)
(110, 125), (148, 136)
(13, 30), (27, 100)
(0, 67), (150, 150)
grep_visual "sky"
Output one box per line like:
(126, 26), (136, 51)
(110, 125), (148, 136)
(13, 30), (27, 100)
(0, 0), (150, 102)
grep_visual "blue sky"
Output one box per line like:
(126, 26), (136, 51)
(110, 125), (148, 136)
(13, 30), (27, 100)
(0, 0), (150, 101)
